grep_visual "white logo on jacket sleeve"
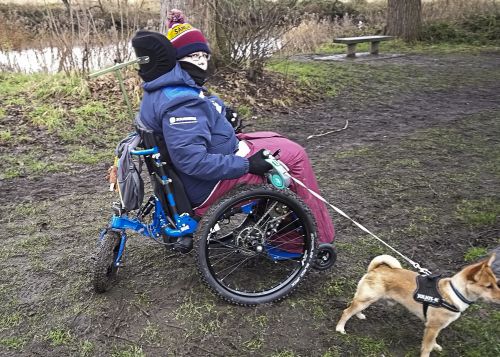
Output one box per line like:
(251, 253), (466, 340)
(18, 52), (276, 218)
(169, 116), (198, 125)
(210, 101), (222, 113)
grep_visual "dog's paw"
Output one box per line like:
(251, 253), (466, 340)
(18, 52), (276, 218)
(433, 343), (442, 352)
(356, 312), (366, 320)
(335, 326), (346, 334)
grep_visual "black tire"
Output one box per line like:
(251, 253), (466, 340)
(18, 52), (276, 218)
(312, 243), (337, 271)
(195, 185), (317, 305)
(93, 230), (122, 293)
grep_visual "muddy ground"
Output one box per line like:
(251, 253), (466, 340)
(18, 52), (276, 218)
(0, 51), (499, 356)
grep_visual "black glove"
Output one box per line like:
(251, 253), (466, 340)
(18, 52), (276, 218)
(225, 107), (243, 133)
(248, 149), (273, 176)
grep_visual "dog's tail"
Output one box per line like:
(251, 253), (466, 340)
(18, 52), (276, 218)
(367, 255), (402, 272)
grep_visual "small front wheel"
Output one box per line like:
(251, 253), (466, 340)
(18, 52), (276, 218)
(312, 243), (337, 271)
(93, 230), (122, 293)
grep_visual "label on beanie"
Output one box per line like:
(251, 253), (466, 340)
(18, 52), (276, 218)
(167, 23), (193, 40)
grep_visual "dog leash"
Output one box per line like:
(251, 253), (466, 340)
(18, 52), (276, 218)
(289, 176), (433, 276)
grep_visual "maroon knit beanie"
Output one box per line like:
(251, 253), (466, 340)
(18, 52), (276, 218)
(166, 9), (210, 59)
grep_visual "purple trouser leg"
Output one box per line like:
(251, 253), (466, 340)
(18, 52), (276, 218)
(194, 132), (335, 244)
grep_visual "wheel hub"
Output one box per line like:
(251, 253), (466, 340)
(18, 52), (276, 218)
(236, 226), (265, 254)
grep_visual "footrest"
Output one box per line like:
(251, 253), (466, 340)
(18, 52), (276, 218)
(266, 245), (302, 261)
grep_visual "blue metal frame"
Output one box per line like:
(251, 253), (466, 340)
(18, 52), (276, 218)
(110, 198), (198, 238)
(100, 145), (199, 267)
(100, 144), (301, 268)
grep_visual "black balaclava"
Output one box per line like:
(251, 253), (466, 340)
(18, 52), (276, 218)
(179, 61), (209, 87)
(131, 30), (176, 82)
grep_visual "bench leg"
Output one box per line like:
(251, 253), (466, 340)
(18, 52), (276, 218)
(370, 41), (380, 55)
(347, 43), (356, 58)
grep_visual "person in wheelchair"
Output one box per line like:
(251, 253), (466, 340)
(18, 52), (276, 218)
(130, 15), (335, 254)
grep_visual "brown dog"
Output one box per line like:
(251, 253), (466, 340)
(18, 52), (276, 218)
(336, 254), (500, 357)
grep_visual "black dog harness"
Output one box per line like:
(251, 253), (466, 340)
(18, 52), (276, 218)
(413, 274), (470, 319)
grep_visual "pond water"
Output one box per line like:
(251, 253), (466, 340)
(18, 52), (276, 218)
(0, 43), (133, 73)
(0, 38), (282, 73)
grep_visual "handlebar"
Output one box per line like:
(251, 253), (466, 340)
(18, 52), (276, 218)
(87, 56), (149, 121)
(88, 56), (150, 78)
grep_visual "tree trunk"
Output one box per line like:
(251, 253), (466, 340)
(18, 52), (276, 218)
(386, 0), (422, 42)
(61, 0), (71, 13)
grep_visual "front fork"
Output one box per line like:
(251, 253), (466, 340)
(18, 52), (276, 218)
(99, 228), (127, 267)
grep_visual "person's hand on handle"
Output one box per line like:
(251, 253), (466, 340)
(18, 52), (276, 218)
(247, 149), (273, 176)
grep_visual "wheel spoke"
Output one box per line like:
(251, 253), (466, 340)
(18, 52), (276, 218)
(197, 186), (316, 303)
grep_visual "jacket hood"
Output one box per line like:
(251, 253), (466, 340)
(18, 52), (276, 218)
(142, 63), (198, 92)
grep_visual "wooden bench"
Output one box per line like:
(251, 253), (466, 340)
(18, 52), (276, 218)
(333, 35), (393, 58)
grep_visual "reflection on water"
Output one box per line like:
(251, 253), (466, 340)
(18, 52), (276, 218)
(1, 39), (282, 73)
(0, 43), (133, 73)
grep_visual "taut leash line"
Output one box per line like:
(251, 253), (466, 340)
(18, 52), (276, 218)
(290, 176), (432, 276)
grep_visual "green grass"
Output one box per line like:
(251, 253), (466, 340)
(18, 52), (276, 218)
(29, 104), (65, 131)
(33, 74), (89, 100)
(175, 295), (223, 335)
(269, 42), (500, 104)
(464, 247), (489, 262)
(111, 345), (146, 357)
(267, 58), (423, 101)
(269, 351), (298, 357)
(0, 129), (11, 143)
(243, 337), (265, 351)
(47, 328), (73, 346)
(0, 72), (133, 177)
(0, 336), (25, 350)
(68, 147), (113, 165)
(0, 311), (22, 330)
(79, 340), (94, 357)
(0, 72), (41, 97)
(0, 152), (64, 180)
(339, 333), (389, 356)
(141, 322), (160, 345)
(267, 60), (361, 97)
(451, 310), (500, 357)
(456, 198), (500, 227)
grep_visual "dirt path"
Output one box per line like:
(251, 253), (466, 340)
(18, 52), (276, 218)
(1, 52), (499, 357)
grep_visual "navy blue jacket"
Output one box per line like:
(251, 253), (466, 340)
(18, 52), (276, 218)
(139, 63), (249, 205)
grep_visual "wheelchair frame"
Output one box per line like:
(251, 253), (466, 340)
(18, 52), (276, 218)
(90, 58), (332, 305)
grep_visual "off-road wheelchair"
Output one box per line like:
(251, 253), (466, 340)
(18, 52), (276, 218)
(90, 59), (334, 306)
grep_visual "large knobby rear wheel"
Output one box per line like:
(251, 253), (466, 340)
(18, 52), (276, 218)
(195, 185), (317, 305)
(93, 230), (122, 293)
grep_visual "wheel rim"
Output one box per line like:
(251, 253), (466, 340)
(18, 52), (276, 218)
(317, 251), (331, 267)
(204, 193), (312, 298)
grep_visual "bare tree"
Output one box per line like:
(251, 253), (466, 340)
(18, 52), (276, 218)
(158, 0), (299, 80)
(386, 0), (422, 42)
(61, 0), (71, 13)
(208, 0), (300, 80)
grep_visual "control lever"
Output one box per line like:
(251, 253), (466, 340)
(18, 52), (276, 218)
(262, 150), (291, 189)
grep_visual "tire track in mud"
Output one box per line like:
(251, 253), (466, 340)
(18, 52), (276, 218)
(0, 166), (107, 206)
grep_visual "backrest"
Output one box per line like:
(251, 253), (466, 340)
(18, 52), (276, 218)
(135, 116), (193, 216)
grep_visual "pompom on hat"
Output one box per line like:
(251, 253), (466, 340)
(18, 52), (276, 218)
(167, 9), (210, 59)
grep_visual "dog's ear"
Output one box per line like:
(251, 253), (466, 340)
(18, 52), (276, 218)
(465, 260), (488, 282)
(486, 253), (496, 267)
(466, 255), (499, 283)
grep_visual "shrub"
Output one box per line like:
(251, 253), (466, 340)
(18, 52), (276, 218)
(422, 14), (500, 44)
